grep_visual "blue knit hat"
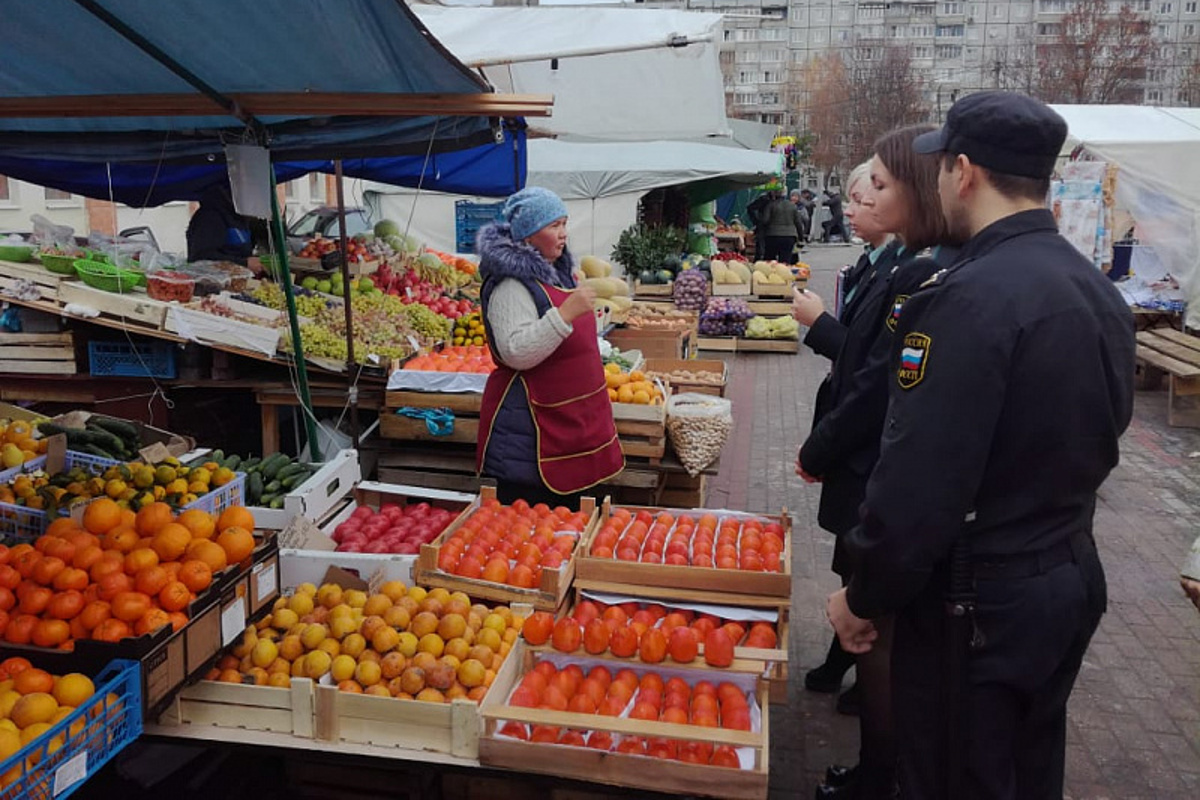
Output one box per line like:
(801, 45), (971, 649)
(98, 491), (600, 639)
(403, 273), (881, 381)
(503, 187), (568, 241)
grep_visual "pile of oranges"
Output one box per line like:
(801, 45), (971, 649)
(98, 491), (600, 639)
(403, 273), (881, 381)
(0, 421), (45, 471)
(207, 582), (523, 705)
(0, 500), (257, 650)
(0, 658), (107, 789)
(603, 364), (665, 406)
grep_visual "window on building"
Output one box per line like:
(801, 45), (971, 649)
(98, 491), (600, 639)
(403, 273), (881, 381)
(814, 29), (828, 43)
(936, 44), (964, 57)
(44, 187), (72, 202)
(911, 24), (934, 36)
(941, 1), (963, 13)
(760, 91), (781, 104)
(859, 3), (886, 18)
(1187, 23), (1197, 34)
(914, 44), (934, 57)
(308, 173), (324, 202)
(1188, 1), (1198, 11)
(0, 176), (9, 202)
(913, 3), (935, 14)
(761, 113), (784, 124)
(993, 5), (1006, 17)
(1037, 22), (1062, 35)
(761, 27), (786, 40)
(1160, 2), (1173, 12)
(836, 8), (852, 21)
(738, 29), (760, 42)
(815, 8), (829, 22)
(762, 5), (788, 20)
(736, 49), (760, 63)
(891, 24), (905, 37)
(1013, 4), (1031, 18)
(791, 29), (807, 43)
(723, 30), (735, 42)
(1014, 23), (1029, 38)
(1038, 0), (1067, 11)
(936, 24), (965, 37)
(762, 69), (783, 83)
(761, 48), (786, 62)
(837, 28), (852, 41)
(1138, 0), (1152, 10)
(735, 91), (756, 105)
(1158, 23), (1171, 36)
(738, 70), (756, 83)
(1184, 45), (1194, 58)
(1147, 89), (1164, 102)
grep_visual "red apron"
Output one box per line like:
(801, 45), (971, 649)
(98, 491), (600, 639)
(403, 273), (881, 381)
(478, 282), (625, 494)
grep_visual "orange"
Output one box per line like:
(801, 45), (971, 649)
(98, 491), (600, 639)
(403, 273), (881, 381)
(52, 674), (94, 707)
(177, 561), (212, 594)
(150, 523), (191, 562)
(215, 527), (254, 565)
(110, 591), (152, 623)
(158, 581), (190, 613)
(134, 608), (172, 636)
(184, 539), (227, 572)
(102, 526), (140, 554)
(124, 548), (159, 576)
(216, 506), (255, 534)
(13, 668), (54, 695)
(167, 611), (188, 632)
(176, 509), (216, 541)
(135, 502), (174, 538)
(82, 498), (122, 535)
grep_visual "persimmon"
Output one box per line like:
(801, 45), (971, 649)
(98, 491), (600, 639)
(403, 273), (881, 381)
(583, 618), (611, 655)
(585, 730), (614, 750)
(110, 591), (152, 623)
(133, 565), (170, 597)
(42, 537), (76, 564)
(31, 618), (70, 648)
(92, 618), (132, 642)
(12, 667), (54, 694)
(178, 560), (212, 594)
(78, 600), (111, 631)
(529, 724), (561, 743)
(90, 558), (124, 586)
(0, 564), (19, 590)
(71, 545), (103, 572)
(30, 556), (65, 587)
(704, 628), (735, 668)
(507, 564), (535, 589)
(82, 498), (123, 535)
(45, 590), (84, 620)
(638, 627), (667, 664)
(667, 626), (699, 664)
(551, 617), (582, 653)
(711, 745), (741, 768)
(158, 581), (190, 612)
(3, 614), (36, 644)
(52, 567), (88, 592)
(17, 585), (52, 615)
(678, 741), (713, 764)
(615, 737), (646, 755)
(0, 587), (12, 612)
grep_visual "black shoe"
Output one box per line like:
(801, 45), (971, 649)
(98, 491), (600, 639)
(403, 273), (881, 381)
(804, 661), (849, 694)
(824, 764), (857, 788)
(836, 682), (860, 716)
(814, 780), (855, 799)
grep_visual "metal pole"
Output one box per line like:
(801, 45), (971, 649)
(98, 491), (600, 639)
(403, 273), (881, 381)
(333, 161), (361, 451)
(269, 166), (322, 462)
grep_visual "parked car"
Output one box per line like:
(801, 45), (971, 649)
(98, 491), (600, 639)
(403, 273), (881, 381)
(286, 206), (371, 251)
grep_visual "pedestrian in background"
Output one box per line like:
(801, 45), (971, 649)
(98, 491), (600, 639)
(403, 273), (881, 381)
(760, 189), (807, 264)
(828, 92), (1136, 800)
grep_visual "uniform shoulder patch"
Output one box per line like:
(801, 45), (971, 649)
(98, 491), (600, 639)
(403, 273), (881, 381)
(897, 332), (931, 389)
(885, 294), (910, 331)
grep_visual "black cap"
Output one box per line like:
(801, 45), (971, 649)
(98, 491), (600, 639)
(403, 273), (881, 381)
(912, 91), (1068, 179)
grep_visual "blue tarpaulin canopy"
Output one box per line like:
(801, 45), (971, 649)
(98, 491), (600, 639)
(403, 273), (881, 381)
(0, 0), (540, 199)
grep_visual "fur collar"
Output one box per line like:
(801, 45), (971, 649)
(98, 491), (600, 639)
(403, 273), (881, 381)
(477, 223), (576, 289)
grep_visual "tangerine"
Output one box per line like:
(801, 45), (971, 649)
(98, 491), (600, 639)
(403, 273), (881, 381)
(91, 618), (131, 642)
(134, 565), (170, 596)
(110, 591), (152, 623)
(12, 668), (54, 695)
(135, 503), (174, 537)
(178, 560), (213, 593)
(215, 527), (254, 564)
(45, 590), (84, 621)
(159, 581), (190, 612)
(82, 498), (122, 535)
(151, 523), (192, 562)
(124, 548), (159, 576)
(135, 608), (173, 636)
(176, 509), (216, 541)
(102, 526), (140, 554)
(216, 506), (255, 533)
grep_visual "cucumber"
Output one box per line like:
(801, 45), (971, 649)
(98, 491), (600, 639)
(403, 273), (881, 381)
(280, 470), (313, 490)
(210, 449), (226, 464)
(80, 443), (120, 460)
(242, 457), (262, 471)
(81, 425), (128, 456)
(248, 472), (264, 504)
(224, 454), (242, 471)
(276, 463), (309, 483)
(269, 497), (284, 509)
(37, 421), (68, 437)
(264, 480), (282, 494)
(260, 453), (289, 480)
(89, 416), (140, 442)
(258, 492), (280, 506)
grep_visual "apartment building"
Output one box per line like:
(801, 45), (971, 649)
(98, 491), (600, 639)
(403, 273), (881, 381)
(642, 0), (1200, 126)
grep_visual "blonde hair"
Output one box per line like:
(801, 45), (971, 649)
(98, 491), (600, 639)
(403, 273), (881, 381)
(845, 161), (872, 196)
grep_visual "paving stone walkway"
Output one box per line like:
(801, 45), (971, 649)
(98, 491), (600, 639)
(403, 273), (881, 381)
(707, 244), (1200, 800)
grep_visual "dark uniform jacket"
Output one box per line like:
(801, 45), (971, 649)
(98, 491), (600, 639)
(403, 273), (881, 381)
(845, 209), (1135, 619)
(800, 242), (946, 545)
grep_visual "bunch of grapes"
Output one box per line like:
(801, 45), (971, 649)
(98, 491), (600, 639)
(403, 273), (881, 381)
(251, 282), (331, 318)
(397, 303), (452, 343)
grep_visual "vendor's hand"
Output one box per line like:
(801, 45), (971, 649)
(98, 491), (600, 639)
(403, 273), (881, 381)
(1183, 577), (1200, 612)
(792, 287), (825, 326)
(795, 458), (821, 483)
(827, 588), (877, 654)
(560, 286), (599, 323)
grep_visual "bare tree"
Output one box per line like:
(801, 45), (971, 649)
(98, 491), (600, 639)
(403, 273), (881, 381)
(990, 41), (1040, 94)
(800, 51), (852, 185)
(843, 45), (929, 165)
(1036, 0), (1157, 103)
(1179, 54), (1200, 106)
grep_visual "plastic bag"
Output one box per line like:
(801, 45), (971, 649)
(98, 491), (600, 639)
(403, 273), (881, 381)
(29, 214), (77, 253)
(666, 392), (733, 476)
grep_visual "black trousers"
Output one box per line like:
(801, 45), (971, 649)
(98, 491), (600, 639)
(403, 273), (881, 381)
(763, 235), (798, 264)
(891, 541), (1105, 800)
(490, 478), (587, 513)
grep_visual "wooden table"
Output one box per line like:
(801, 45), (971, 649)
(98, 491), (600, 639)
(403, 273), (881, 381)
(1135, 328), (1200, 427)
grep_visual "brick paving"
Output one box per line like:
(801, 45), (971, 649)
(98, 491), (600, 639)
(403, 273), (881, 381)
(708, 244), (1200, 800)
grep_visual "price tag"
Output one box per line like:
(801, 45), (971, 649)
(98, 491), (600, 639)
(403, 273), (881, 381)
(138, 441), (172, 465)
(256, 562), (277, 596)
(406, 335), (421, 352)
(278, 515), (336, 552)
(220, 596), (247, 646)
(53, 751), (88, 796)
(45, 433), (67, 475)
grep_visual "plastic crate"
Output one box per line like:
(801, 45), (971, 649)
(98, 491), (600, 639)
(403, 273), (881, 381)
(0, 454), (46, 483)
(181, 472), (246, 517)
(0, 659), (142, 800)
(454, 200), (504, 254)
(88, 341), (177, 379)
(0, 450), (121, 543)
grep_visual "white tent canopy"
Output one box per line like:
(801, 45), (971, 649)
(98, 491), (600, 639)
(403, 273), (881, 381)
(414, 6), (731, 142)
(1052, 105), (1200, 328)
(364, 139), (782, 260)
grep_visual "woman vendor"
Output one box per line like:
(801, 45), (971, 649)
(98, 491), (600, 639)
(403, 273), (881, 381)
(476, 187), (624, 508)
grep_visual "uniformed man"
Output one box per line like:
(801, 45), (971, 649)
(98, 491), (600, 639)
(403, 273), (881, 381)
(826, 91), (1136, 799)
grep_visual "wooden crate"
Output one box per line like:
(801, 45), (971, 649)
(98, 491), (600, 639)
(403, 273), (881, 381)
(58, 281), (168, 329)
(633, 281), (673, 298)
(659, 473), (708, 507)
(737, 338), (799, 354)
(746, 299), (792, 317)
(381, 390), (482, 444)
(642, 358), (727, 397)
(605, 328), (689, 361)
(162, 677), (316, 737)
(478, 644), (769, 800)
(415, 486), (599, 612)
(750, 273), (794, 298)
(695, 336), (738, 353)
(0, 259), (74, 301)
(711, 282), (752, 297)
(0, 331), (76, 375)
(313, 644), (525, 759)
(575, 502), (792, 600)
